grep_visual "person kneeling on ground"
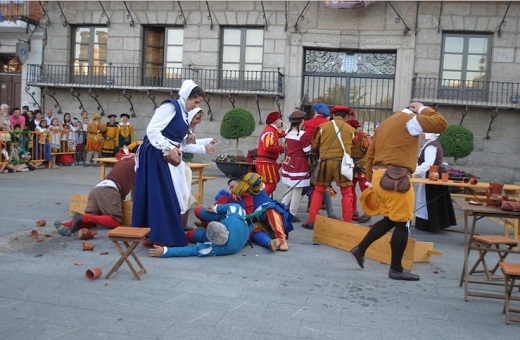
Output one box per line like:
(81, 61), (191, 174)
(54, 147), (137, 236)
(148, 203), (253, 257)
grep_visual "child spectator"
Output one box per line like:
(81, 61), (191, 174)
(33, 119), (52, 167)
(48, 117), (62, 168)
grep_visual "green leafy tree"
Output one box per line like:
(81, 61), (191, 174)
(439, 125), (474, 164)
(220, 108), (255, 158)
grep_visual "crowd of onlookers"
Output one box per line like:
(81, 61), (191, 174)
(0, 103), (135, 174)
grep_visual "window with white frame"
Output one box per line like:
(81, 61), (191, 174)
(221, 27), (264, 85)
(143, 27), (184, 86)
(72, 26), (108, 77)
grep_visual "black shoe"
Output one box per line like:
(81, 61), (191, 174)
(358, 215), (371, 223)
(70, 212), (83, 233)
(388, 269), (420, 281)
(351, 246), (365, 269)
(301, 222), (314, 230)
(292, 216), (301, 223)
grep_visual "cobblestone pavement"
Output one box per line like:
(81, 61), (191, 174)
(0, 165), (518, 339)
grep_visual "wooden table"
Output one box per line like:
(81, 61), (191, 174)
(455, 200), (520, 301)
(93, 157), (119, 180)
(93, 158), (211, 207)
(188, 162), (211, 207)
(412, 177), (520, 243)
(411, 178), (520, 196)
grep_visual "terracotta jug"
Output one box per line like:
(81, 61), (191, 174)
(428, 165), (439, 181)
(78, 228), (98, 240)
(486, 182), (504, 207)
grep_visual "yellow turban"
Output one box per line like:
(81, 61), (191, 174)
(232, 172), (264, 195)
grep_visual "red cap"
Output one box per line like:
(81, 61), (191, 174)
(346, 119), (360, 129)
(266, 111), (282, 124)
(330, 105), (355, 117)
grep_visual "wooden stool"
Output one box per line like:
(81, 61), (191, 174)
(468, 235), (518, 281)
(499, 262), (520, 324)
(106, 227), (151, 281)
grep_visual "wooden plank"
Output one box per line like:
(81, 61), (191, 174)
(313, 216), (415, 271)
(69, 193), (88, 216)
(122, 200), (133, 226)
(69, 193), (133, 226)
(413, 241), (444, 262)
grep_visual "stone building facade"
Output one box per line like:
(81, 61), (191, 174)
(15, 1), (520, 182)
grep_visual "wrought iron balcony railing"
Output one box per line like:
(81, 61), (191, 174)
(0, 1), (41, 26)
(412, 77), (520, 108)
(26, 64), (285, 97)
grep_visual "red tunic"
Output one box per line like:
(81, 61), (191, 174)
(281, 130), (311, 187)
(256, 124), (284, 193)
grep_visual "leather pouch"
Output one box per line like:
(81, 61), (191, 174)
(501, 201), (520, 212)
(380, 165), (411, 193)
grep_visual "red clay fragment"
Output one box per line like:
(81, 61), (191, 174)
(30, 230), (39, 237)
(74, 262), (83, 266)
(36, 220), (46, 227)
(36, 238), (45, 242)
(99, 251), (109, 255)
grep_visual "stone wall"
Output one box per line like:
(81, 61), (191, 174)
(26, 1), (520, 183)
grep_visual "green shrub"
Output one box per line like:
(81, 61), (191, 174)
(220, 108), (255, 157)
(439, 125), (474, 164)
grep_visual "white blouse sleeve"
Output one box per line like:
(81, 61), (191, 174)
(147, 102), (179, 152)
(414, 145), (437, 174)
(182, 142), (206, 154)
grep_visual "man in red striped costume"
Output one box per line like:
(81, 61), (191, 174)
(255, 111), (285, 195)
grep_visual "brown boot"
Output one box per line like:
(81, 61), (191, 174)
(278, 239), (289, 251)
(269, 238), (281, 252)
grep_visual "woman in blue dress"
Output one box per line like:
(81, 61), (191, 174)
(132, 80), (205, 247)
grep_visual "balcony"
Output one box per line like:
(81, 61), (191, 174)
(412, 77), (520, 109)
(0, 1), (41, 26)
(26, 64), (285, 97)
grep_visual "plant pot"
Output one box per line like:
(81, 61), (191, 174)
(77, 228), (98, 240)
(214, 161), (254, 178)
(85, 267), (103, 281)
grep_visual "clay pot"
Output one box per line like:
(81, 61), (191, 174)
(77, 228), (98, 240)
(36, 220), (46, 227)
(469, 177), (478, 185)
(463, 177), (470, 183)
(85, 267), (103, 281)
(486, 182), (504, 207)
(82, 242), (95, 251)
(441, 173), (449, 182)
(428, 165), (439, 181)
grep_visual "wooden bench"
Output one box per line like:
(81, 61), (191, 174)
(69, 193), (133, 226)
(106, 227), (151, 281)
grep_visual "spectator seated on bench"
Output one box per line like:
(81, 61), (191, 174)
(54, 151), (136, 236)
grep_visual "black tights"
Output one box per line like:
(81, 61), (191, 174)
(357, 217), (409, 272)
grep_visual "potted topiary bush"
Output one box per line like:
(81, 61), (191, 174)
(439, 125), (474, 192)
(214, 108), (256, 177)
(439, 125), (474, 165)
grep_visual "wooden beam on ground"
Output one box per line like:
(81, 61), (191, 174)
(313, 216), (442, 271)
